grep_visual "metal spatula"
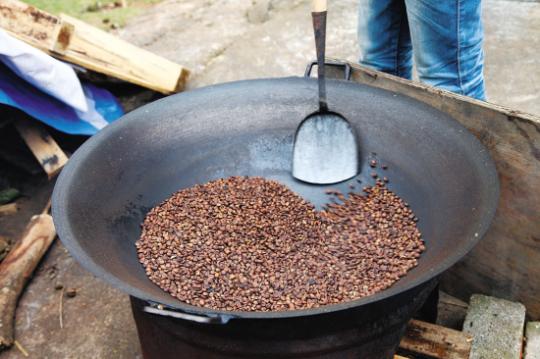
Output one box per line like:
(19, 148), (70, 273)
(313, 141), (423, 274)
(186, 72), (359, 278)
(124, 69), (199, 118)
(292, 0), (359, 184)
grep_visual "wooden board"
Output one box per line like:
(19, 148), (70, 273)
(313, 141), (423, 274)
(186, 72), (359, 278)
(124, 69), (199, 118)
(0, 0), (64, 50)
(14, 118), (68, 179)
(346, 61), (540, 319)
(463, 295), (525, 359)
(400, 319), (472, 359)
(58, 14), (189, 93)
(0, 0), (189, 94)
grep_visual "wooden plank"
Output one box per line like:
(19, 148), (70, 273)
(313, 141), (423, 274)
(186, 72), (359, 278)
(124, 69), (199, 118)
(58, 14), (189, 93)
(0, 0), (61, 50)
(346, 61), (540, 319)
(0, 203), (18, 216)
(463, 294), (525, 359)
(399, 319), (472, 359)
(14, 119), (68, 179)
(0, 0), (189, 94)
(525, 322), (540, 359)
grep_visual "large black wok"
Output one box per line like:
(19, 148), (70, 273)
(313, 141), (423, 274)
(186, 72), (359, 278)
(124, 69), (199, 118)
(52, 75), (499, 357)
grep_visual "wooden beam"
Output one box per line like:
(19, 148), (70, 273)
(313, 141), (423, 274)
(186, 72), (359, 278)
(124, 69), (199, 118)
(58, 14), (189, 93)
(14, 118), (68, 179)
(399, 319), (472, 359)
(463, 295), (525, 359)
(0, 0), (189, 94)
(345, 60), (540, 319)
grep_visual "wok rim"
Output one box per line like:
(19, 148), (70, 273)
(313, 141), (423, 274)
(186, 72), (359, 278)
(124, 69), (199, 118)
(52, 77), (500, 320)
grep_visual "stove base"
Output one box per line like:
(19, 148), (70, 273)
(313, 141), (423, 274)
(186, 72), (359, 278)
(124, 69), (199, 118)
(131, 279), (437, 359)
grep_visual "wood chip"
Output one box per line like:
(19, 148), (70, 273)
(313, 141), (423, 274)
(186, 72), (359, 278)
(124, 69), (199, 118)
(0, 203), (17, 216)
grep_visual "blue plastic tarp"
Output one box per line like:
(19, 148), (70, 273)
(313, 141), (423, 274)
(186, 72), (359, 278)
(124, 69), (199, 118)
(0, 62), (123, 136)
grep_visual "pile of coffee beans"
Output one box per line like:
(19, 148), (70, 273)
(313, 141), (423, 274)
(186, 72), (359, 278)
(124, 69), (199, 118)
(136, 176), (424, 311)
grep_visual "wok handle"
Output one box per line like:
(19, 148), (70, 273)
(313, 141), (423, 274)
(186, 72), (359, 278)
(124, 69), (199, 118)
(304, 60), (352, 81)
(143, 304), (233, 324)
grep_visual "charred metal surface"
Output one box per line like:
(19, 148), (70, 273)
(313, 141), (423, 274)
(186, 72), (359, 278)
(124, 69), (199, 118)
(311, 11), (327, 112)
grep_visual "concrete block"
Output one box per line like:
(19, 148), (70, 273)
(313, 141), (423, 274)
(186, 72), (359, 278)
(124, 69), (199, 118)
(463, 294), (525, 359)
(525, 322), (540, 359)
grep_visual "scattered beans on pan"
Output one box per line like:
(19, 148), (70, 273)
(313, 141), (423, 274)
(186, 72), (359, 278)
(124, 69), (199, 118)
(136, 175), (424, 311)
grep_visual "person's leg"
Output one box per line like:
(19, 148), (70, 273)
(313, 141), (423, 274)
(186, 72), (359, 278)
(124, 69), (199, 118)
(405, 0), (485, 100)
(358, 0), (413, 79)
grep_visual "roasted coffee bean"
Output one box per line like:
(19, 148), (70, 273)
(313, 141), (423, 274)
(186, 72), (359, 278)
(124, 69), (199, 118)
(136, 176), (423, 312)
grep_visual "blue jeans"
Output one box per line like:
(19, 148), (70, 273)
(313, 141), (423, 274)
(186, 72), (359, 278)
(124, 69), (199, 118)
(358, 0), (486, 100)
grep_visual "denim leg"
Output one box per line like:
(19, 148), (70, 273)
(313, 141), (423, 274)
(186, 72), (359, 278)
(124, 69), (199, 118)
(405, 0), (486, 100)
(358, 0), (413, 79)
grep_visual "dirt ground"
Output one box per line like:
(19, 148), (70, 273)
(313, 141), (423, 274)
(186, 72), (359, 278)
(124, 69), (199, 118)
(0, 0), (539, 358)
(120, 0), (540, 114)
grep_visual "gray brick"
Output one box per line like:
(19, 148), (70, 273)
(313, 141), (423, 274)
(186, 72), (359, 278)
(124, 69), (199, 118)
(463, 294), (525, 359)
(525, 322), (540, 359)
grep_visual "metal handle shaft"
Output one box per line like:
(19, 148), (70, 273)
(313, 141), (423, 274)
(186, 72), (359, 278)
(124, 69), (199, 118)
(312, 10), (328, 112)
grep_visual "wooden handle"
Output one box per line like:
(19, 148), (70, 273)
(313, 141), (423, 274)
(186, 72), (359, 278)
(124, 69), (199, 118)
(312, 0), (327, 12)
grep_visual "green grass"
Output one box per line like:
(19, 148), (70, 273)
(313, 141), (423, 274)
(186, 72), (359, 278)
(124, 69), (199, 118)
(24, 0), (162, 30)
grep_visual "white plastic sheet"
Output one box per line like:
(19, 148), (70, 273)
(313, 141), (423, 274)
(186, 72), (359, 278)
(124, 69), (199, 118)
(0, 29), (88, 112)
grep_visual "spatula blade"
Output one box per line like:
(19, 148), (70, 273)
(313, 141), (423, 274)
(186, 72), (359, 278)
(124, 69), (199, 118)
(292, 113), (359, 184)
